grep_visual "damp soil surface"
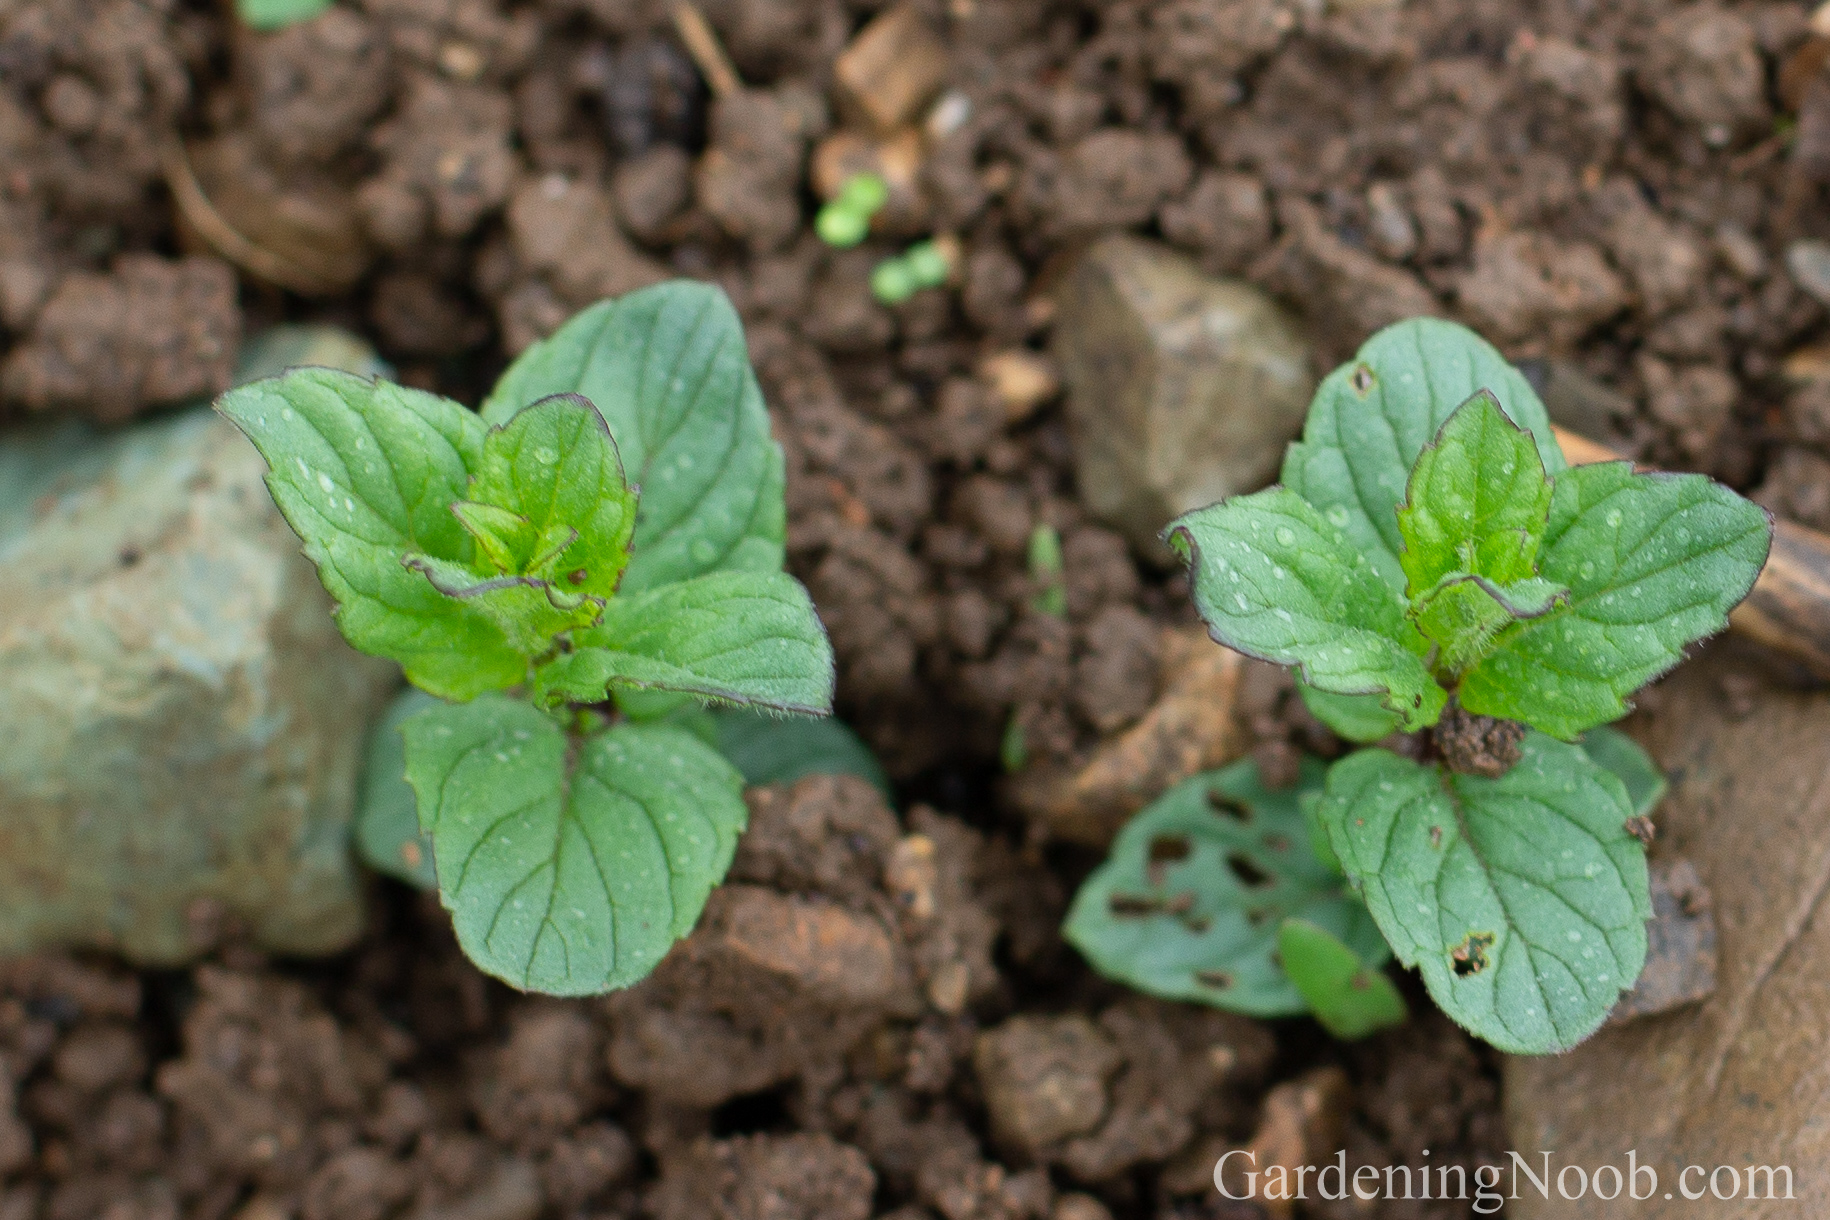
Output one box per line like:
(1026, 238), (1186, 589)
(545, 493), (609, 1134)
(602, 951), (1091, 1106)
(5, 0), (1829, 1216)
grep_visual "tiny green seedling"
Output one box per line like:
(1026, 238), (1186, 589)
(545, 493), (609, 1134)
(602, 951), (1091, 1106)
(871, 239), (953, 305)
(815, 173), (890, 248)
(1071, 318), (1771, 1054)
(237, 0), (333, 30)
(1027, 523), (1066, 618)
(218, 282), (835, 997)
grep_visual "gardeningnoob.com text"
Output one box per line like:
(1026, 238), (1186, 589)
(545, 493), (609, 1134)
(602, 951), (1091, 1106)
(1214, 1150), (1797, 1212)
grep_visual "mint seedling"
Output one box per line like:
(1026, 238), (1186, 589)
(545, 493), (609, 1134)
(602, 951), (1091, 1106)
(871, 238), (953, 304)
(816, 173), (890, 248)
(219, 282), (835, 996)
(1080, 318), (1770, 1054)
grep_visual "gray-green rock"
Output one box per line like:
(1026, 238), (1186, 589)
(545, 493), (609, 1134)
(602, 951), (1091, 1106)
(1053, 235), (1314, 560)
(0, 408), (396, 964)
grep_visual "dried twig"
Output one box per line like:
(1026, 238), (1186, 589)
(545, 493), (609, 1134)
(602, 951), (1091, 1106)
(671, 3), (743, 99)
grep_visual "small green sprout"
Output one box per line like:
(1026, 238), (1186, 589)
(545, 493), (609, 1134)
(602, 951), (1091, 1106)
(815, 173), (890, 248)
(1027, 523), (1066, 617)
(871, 238), (953, 304)
(1070, 318), (1771, 1055)
(218, 282), (835, 997)
(237, 0), (333, 30)
(1000, 715), (1027, 773)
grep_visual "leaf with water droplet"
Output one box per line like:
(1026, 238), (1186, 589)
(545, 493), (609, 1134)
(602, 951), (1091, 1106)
(402, 695), (748, 995)
(215, 368), (524, 699)
(1310, 735), (1649, 1054)
(482, 282), (785, 595)
(1167, 487), (1446, 732)
(1459, 461), (1772, 737)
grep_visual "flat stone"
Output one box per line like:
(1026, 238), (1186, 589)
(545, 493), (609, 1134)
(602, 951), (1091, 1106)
(1505, 646), (1830, 1215)
(975, 1014), (1122, 1156)
(1053, 235), (1314, 560)
(0, 409), (396, 964)
(1607, 858), (1718, 1025)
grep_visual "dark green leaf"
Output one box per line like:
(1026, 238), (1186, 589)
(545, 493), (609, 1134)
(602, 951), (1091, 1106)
(353, 686), (438, 889)
(1284, 318), (1565, 594)
(1458, 463), (1773, 737)
(402, 697), (747, 995)
(1063, 757), (1389, 1017)
(1578, 726), (1667, 819)
(533, 570), (833, 714)
(1277, 918), (1408, 1040)
(1168, 487), (1446, 732)
(712, 708), (891, 799)
(1311, 736), (1651, 1054)
(1397, 390), (1553, 595)
(481, 282), (785, 594)
(216, 369), (524, 699)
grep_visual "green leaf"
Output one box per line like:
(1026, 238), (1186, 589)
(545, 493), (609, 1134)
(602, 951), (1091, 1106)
(712, 708), (892, 800)
(533, 571), (834, 714)
(1578, 726), (1667, 819)
(481, 282), (785, 595)
(1277, 918), (1408, 1040)
(464, 394), (636, 598)
(1168, 487), (1447, 732)
(216, 369), (524, 700)
(1311, 736), (1651, 1054)
(1410, 573), (1567, 673)
(1284, 318), (1565, 594)
(1458, 462), (1773, 737)
(237, 0), (332, 31)
(353, 686), (438, 890)
(1397, 390), (1553, 594)
(1063, 757), (1389, 1017)
(401, 556), (604, 657)
(1294, 680), (1403, 744)
(402, 696), (747, 995)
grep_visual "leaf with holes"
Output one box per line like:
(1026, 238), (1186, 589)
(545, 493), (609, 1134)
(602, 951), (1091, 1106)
(1277, 918), (1408, 1040)
(216, 368), (525, 699)
(1283, 318), (1565, 595)
(1063, 756), (1389, 1017)
(1310, 736), (1651, 1054)
(1167, 487), (1446, 732)
(481, 282), (785, 595)
(532, 570), (834, 713)
(401, 695), (748, 995)
(1457, 462), (1772, 738)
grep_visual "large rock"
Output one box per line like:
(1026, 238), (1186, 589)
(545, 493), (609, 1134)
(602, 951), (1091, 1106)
(1053, 235), (1313, 560)
(0, 409), (396, 964)
(1504, 646), (1830, 1214)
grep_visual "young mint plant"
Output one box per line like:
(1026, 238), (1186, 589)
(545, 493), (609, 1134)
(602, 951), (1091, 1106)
(1158, 318), (1771, 1054)
(219, 282), (835, 997)
(1063, 757), (1400, 1032)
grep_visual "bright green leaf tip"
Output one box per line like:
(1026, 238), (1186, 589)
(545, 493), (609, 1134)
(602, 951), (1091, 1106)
(1277, 918), (1408, 1040)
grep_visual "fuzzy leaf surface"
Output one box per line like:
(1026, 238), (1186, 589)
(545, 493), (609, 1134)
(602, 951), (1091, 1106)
(1284, 318), (1565, 594)
(1277, 917), (1408, 1040)
(1397, 390), (1553, 595)
(216, 369), (523, 699)
(482, 282), (784, 594)
(1312, 737), (1650, 1054)
(1411, 573), (1567, 673)
(1168, 487), (1446, 732)
(402, 697), (747, 995)
(1458, 463), (1773, 737)
(1063, 758), (1388, 1017)
(533, 571), (834, 713)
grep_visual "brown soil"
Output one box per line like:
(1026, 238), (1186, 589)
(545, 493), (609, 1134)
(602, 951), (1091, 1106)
(4, 0), (1825, 1216)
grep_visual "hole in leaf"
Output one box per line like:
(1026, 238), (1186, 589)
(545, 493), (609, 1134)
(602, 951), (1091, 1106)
(1451, 931), (1495, 977)
(1244, 907), (1269, 926)
(1206, 790), (1251, 822)
(1108, 894), (1158, 917)
(1429, 826), (1443, 849)
(1261, 833), (1291, 852)
(1226, 853), (1274, 889)
(1164, 892), (1196, 916)
(1147, 834), (1191, 886)
(1350, 364), (1376, 395)
(1195, 970), (1234, 989)
(1182, 916), (1211, 934)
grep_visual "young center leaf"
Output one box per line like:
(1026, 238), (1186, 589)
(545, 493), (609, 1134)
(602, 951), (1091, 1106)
(1311, 736), (1651, 1054)
(1063, 757), (1389, 1017)
(1283, 318), (1565, 594)
(1277, 918), (1408, 1040)
(532, 570), (835, 713)
(402, 696), (748, 995)
(216, 369), (525, 699)
(481, 282), (785, 595)
(1397, 390), (1553, 594)
(1167, 487), (1447, 732)
(1457, 462), (1773, 738)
